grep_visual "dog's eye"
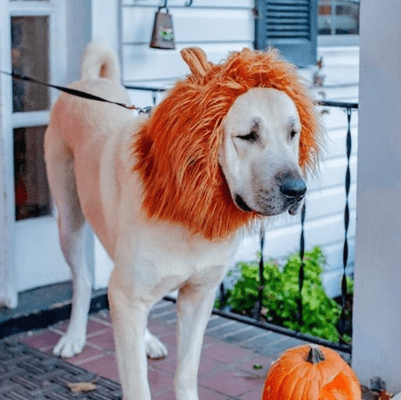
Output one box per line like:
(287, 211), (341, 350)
(237, 131), (258, 142)
(290, 130), (299, 139)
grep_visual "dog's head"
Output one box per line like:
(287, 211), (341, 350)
(133, 47), (323, 240)
(220, 87), (307, 217)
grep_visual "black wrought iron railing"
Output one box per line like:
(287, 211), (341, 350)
(125, 85), (357, 354)
(294, 100), (356, 353)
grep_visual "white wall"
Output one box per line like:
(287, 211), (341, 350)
(352, 0), (401, 392)
(120, 1), (358, 299)
(65, 0), (119, 84)
(92, 0), (120, 54)
(121, 0), (255, 107)
(65, 0), (92, 84)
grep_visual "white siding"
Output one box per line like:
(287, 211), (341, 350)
(120, 3), (359, 298)
(120, 0), (255, 86)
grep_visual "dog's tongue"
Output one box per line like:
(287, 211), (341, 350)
(288, 202), (300, 215)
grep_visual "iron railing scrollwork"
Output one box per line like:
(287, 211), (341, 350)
(297, 203), (306, 328)
(290, 101), (357, 353)
(339, 107), (353, 343)
(252, 224), (266, 321)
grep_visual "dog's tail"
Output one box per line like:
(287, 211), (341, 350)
(81, 41), (121, 81)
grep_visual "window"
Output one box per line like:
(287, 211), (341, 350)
(318, 0), (360, 44)
(11, 16), (50, 112)
(9, 2), (55, 221)
(255, 0), (318, 68)
(14, 126), (51, 220)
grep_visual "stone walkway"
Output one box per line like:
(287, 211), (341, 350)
(3, 299), (357, 399)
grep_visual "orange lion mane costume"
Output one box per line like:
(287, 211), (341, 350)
(133, 47), (323, 241)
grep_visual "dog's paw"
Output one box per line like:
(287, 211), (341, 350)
(145, 329), (168, 360)
(53, 334), (86, 358)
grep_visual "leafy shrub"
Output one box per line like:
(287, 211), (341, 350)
(217, 247), (350, 343)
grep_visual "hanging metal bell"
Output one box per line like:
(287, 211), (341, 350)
(150, 7), (175, 50)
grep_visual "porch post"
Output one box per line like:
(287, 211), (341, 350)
(352, 0), (401, 393)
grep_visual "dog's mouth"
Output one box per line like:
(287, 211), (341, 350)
(288, 197), (304, 215)
(234, 194), (254, 213)
(234, 194), (275, 216)
(234, 193), (305, 217)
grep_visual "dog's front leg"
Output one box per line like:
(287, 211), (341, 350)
(108, 271), (152, 400)
(174, 282), (219, 400)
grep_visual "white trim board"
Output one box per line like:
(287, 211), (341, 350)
(0, 0), (17, 308)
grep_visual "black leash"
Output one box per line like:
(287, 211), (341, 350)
(1, 70), (152, 114)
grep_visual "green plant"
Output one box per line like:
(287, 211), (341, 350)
(217, 247), (349, 343)
(346, 276), (354, 296)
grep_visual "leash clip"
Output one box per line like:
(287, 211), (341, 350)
(138, 106), (153, 115)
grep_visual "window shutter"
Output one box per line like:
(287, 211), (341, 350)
(255, 0), (318, 67)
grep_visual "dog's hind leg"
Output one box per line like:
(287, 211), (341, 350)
(44, 128), (92, 358)
(145, 327), (168, 359)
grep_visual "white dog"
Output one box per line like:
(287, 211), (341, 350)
(44, 41), (321, 400)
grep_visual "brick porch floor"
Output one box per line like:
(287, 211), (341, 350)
(7, 299), (352, 400)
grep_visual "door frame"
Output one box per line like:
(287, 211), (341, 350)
(0, 0), (67, 307)
(0, 0), (122, 308)
(0, 0), (16, 308)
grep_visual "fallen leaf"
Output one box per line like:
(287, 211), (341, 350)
(234, 373), (262, 380)
(66, 381), (97, 393)
(377, 390), (392, 400)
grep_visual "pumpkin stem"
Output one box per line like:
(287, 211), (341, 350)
(306, 345), (325, 364)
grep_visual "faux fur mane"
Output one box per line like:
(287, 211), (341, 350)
(133, 47), (322, 241)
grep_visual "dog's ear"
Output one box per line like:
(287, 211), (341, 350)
(180, 47), (213, 77)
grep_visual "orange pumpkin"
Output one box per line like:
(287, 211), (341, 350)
(262, 344), (361, 400)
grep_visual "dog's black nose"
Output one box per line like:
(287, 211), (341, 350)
(279, 176), (307, 199)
